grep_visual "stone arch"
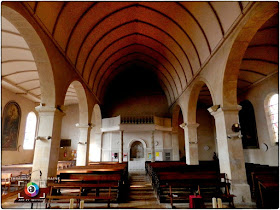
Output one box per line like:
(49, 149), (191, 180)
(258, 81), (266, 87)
(128, 139), (147, 160)
(64, 80), (89, 125)
(187, 77), (215, 124)
(128, 139), (147, 149)
(172, 104), (185, 160)
(172, 104), (183, 132)
(2, 5), (55, 107)
(89, 104), (102, 161)
(222, 2), (278, 107)
(63, 80), (89, 166)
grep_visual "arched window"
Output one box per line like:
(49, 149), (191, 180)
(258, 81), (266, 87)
(23, 112), (37, 150)
(267, 94), (278, 143)
(239, 100), (259, 148)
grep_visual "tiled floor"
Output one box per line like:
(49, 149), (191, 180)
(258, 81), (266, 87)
(1, 172), (256, 209)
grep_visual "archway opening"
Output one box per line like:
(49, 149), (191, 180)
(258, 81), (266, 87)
(130, 141), (144, 160)
(196, 85), (217, 162)
(60, 81), (89, 166)
(235, 13), (278, 165)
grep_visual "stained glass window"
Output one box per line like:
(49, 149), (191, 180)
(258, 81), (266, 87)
(268, 94), (278, 143)
(23, 112), (37, 150)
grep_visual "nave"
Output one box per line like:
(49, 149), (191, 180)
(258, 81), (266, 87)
(1, 2), (279, 209)
(3, 161), (276, 209)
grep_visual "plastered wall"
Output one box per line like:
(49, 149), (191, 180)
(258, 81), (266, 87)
(238, 74), (278, 166)
(1, 88), (36, 165)
(59, 104), (80, 161)
(197, 108), (217, 161)
(101, 130), (173, 161)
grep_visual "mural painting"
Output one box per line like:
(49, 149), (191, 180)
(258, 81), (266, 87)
(2, 101), (21, 150)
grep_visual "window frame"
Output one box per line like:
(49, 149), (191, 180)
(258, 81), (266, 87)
(264, 92), (279, 146)
(23, 111), (37, 150)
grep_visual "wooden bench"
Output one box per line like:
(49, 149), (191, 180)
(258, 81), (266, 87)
(46, 182), (118, 208)
(158, 172), (234, 208)
(52, 163), (128, 206)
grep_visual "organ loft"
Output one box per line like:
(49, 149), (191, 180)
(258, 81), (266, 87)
(1, 1), (279, 209)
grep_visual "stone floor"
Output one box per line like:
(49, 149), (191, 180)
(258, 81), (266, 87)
(1, 172), (256, 209)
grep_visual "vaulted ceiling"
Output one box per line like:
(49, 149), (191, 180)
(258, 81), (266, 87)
(20, 1), (251, 104)
(2, 2), (278, 106)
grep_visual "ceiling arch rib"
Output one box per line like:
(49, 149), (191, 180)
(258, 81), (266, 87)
(81, 19), (192, 92)
(77, 16), (196, 79)
(89, 43), (183, 93)
(98, 59), (174, 104)
(71, 3), (200, 68)
(94, 51), (179, 99)
(83, 30), (187, 89)
(86, 32), (187, 87)
(207, 2), (225, 36)
(62, 2), (98, 52)
(176, 2), (211, 53)
(51, 2), (67, 36)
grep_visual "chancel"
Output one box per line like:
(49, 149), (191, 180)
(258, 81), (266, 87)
(1, 1), (278, 209)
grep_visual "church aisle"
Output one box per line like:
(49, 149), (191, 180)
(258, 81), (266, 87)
(117, 172), (168, 209)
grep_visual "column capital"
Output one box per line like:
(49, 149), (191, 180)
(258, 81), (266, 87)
(75, 123), (92, 129)
(35, 105), (65, 116)
(180, 123), (199, 129)
(209, 105), (242, 117)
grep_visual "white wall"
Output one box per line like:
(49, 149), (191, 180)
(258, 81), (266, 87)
(239, 74), (278, 166)
(59, 104), (80, 161)
(1, 87), (36, 165)
(101, 130), (173, 162)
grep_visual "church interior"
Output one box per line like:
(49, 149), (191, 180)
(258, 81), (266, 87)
(1, 1), (279, 209)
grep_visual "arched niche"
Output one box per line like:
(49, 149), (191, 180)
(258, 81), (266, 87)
(130, 141), (144, 159)
(128, 139), (147, 159)
(2, 5), (55, 107)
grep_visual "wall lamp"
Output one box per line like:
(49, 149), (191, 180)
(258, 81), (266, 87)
(78, 142), (87, 145)
(35, 136), (51, 140)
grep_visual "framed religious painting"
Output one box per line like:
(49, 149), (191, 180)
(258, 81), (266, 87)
(2, 101), (21, 150)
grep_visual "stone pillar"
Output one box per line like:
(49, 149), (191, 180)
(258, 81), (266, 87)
(119, 130), (124, 163)
(76, 124), (91, 166)
(183, 123), (199, 165)
(89, 130), (103, 162)
(209, 106), (251, 204)
(151, 131), (155, 162)
(171, 131), (180, 161)
(31, 105), (65, 187)
(100, 132), (103, 161)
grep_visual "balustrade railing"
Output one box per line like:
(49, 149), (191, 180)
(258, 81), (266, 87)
(121, 116), (154, 124)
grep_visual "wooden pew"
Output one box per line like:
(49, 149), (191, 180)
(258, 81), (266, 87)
(46, 182), (119, 208)
(49, 163), (128, 207)
(146, 162), (233, 208)
(252, 172), (278, 208)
